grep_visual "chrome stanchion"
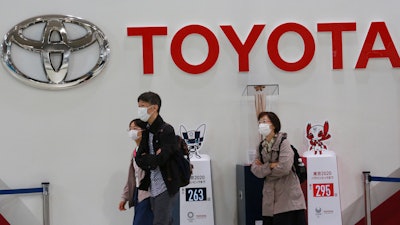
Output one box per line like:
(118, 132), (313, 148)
(363, 171), (371, 225)
(42, 182), (50, 225)
(0, 182), (50, 225)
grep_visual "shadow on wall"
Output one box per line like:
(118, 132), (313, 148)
(0, 179), (42, 225)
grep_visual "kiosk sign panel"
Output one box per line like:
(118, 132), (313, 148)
(305, 152), (342, 225)
(179, 155), (215, 224)
(177, 124), (215, 225)
(304, 121), (342, 225)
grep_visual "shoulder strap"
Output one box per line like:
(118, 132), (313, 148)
(277, 136), (287, 157)
(258, 141), (264, 163)
(278, 136), (286, 148)
(259, 136), (287, 163)
(278, 136), (298, 173)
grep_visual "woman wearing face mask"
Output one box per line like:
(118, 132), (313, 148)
(119, 119), (153, 225)
(251, 112), (306, 225)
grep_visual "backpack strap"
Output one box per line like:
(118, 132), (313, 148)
(258, 141), (264, 164)
(277, 136), (288, 158)
(259, 135), (287, 164)
(278, 136), (297, 173)
(278, 136), (286, 152)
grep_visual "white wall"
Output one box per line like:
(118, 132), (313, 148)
(0, 1), (399, 225)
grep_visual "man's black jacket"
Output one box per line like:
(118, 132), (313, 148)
(136, 115), (180, 196)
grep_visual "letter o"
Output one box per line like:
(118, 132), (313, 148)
(171, 25), (219, 74)
(267, 23), (315, 71)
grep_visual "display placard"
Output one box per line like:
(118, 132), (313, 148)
(304, 151), (342, 225)
(178, 154), (215, 225)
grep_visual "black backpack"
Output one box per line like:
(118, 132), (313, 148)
(157, 124), (193, 188)
(174, 135), (193, 187)
(258, 137), (307, 183)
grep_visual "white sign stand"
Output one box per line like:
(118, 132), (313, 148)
(304, 150), (342, 225)
(178, 154), (215, 225)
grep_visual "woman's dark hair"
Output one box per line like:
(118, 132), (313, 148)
(137, 91), (161, 112)
(258, 111), (281, 133)
(129, 118), (147, 130)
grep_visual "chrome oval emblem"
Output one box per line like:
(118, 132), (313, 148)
(1, 15), (110, 90)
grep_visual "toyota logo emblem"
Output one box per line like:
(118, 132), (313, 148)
(1, 15), (110, 90)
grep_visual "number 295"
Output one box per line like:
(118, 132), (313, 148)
(313, 183), (334, 197)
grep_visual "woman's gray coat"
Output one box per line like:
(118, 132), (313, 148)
(251, 132), (306, 216)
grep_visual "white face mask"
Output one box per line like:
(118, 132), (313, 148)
(138, 107), (151, 122)
(258, 123), (271, 136)
(128, 129), (140, 141)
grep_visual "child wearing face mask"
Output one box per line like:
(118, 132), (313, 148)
(251, 112), (307, 225)
(119, 119), (153, 225)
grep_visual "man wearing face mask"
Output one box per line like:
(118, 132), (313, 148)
(119, 118), (153, 225)
(251, 111), (306, 225)
(135, 91), (180, 225)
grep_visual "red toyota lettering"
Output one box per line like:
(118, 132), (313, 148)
(171, 25), (219, 74)
(356, 22), (400, 68)
(267, 23), (315, 72)
(220, 24), (265, 72)
(317, 22), (357, 69)
(127, 26), (168, 74)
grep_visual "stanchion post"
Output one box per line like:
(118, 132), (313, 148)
(42, 182), (50, 225)
(363, 171), (371, 225)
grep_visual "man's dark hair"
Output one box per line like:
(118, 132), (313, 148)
(137, 91), (161, 112)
